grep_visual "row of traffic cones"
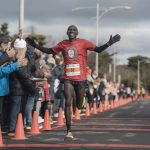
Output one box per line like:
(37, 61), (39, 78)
(0, 100), (116, 146)
(0, 106), (65, 146)
(0, 108), (52, 144)
(14, 109), (52, 140)
(12, 107), (65, 140)
(0, 97), (143, 146)
(84, 98), (135, 118)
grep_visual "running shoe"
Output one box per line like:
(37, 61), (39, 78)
(25, 123), (31, 130)
(64, 132), (74, 140)
(8, 130), (15, 136)
(26, 125), (31, 130)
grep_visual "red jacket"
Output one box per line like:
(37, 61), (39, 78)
(42, 80), (50, 102)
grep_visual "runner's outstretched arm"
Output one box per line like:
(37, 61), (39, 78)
(94, 34), (121, 53)
(26, 38), (54, 54)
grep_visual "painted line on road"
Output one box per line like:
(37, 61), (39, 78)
(1, 143), (150, 149)
(52, 127), (150, 132)
(82, 117), (150, 120)
(72, 123), (150, 127)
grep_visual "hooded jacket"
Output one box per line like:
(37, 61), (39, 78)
(0, 51), (19, 96)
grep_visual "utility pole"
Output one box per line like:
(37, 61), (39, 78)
(95, 3), (99, 74)
(113, 47), (117, 82)
(19, 0), (24, 37)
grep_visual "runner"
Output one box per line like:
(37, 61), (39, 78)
(26, 25), (121, 140)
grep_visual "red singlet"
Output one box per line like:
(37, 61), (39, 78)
(52, 38), (96, 81)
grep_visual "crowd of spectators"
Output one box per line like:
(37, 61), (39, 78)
(0, 34), (147, 136)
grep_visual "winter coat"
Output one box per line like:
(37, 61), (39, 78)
(9, 48), (37, 96)
(0, 51), (19, 96)
(9, 67), (36, 96)
(0, 53), (9, 66)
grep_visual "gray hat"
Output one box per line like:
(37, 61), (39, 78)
(0, 34), (11, 44)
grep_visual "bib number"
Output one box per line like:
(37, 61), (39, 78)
(66, 64), (80, 76)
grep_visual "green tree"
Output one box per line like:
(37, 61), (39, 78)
(98, 51), (113, 75)
(127, 55), (150, 91)
(28, 33), (47, 46)
(117, 65), (137, 87)
(88, 51), (112, 75)
(88, 52), (95, 69)
(128, 55), (150, 69)
(12, 33), (47, 46)
(0, 22), (9, 35)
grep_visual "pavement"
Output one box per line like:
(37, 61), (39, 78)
(1, 98), (150, 150)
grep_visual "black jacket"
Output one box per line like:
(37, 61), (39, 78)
(9, 67), (36, 96)
(0, 52), (10, 66)
(9, 47), (37, 96)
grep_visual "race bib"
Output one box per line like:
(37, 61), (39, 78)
(66, 64), (80, 76)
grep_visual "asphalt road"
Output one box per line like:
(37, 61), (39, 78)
(1, 98), (150, 150)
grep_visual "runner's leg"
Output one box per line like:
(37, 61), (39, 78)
(74, 82), (86, 109)
(64, 81), (74, 133)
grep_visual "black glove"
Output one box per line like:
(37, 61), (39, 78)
(108, 34), (121, 46)
(26, 37), (38, 48)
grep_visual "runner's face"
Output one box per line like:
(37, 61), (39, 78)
(67, 25), (78, 41)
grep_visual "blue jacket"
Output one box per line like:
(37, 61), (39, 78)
(0, 51), (19, 96)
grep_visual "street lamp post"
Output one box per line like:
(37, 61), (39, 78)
(108, 50), (118, 82)
(19, 0), (24, 37)
(72, 5), (131, 74)
(113, 47), (117, 82)
(96, 4), (99, 73)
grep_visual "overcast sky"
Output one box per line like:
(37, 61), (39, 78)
(0, 0), (150, 64)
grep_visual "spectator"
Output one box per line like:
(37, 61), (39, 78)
(8, 38), (36, 135)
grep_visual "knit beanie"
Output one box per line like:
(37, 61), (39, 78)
(14, 38), (26, 49)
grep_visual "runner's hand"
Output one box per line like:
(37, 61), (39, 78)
(108, 34), (121, 46)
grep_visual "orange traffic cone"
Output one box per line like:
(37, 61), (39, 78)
(110, 100), (114, 109)
(104, 100), (107, 111)
(74, 107), (80, 120)
(42, 109), (51, 131)
(56, 107), (65, 126)
(92, 101), (97, 114)
(85, 103), (90, 116)
(98, 101), (103, 112)
(28, 111), (40, 135)
(13, 113), (27, 140)
(120, 98), (123, 106)
(0, 126), (4, 146)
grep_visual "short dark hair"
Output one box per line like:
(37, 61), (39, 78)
(67, 25), (78, 32)
(0, 34), (11, 44)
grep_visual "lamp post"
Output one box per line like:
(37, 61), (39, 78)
(113, 47), (117, 83)
(72, 5), (131, 74)
(108, 49), (118, 82)
(19, 0), (24, 38)
(96, 4), (100, 73)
